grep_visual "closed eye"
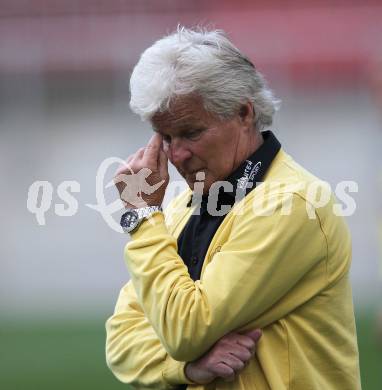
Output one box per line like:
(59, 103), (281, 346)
(158, 128), (206, 144)
(183, 128), (205, 140)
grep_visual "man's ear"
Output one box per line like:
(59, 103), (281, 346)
(239, 102), (255, 130)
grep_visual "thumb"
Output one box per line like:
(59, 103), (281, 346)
(243, 329), (262, 343)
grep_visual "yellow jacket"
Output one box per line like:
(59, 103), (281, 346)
(106, 149), (361, 389)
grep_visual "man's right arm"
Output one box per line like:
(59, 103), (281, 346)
(106, 281), (260, 389)
(106, 281), (192, 389)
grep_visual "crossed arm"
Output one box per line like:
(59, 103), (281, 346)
(106, 281), (261, 388)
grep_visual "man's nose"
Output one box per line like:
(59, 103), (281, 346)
(167, 139), (192, 166)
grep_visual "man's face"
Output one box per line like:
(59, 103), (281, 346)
(152, 96), (247, 193)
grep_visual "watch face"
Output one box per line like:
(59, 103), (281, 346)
(120, 210), (139, 232)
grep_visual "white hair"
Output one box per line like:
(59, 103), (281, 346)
(130, 26), (280, 130)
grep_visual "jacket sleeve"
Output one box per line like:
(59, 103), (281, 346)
(105, 281), (194, 389)
(125, 193), (332, 362)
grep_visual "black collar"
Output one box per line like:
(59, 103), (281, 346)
(187, 130), (281, 210)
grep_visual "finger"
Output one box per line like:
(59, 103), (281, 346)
(238, 330), (262, 356)
(219, 363), (236, 382)
(235, 334), (255, 351)
(115, 145), (145, 176)
(143, 134), (162, 166)
(211, 362), (235, 380)
(162, 139), (170, 155)
(130, 147), (145, 164)
(158, 147), (168, 178)
(221, 353), (245, 373)
(226, 344), (252, 362)
(114, 155), (134, 177)
(137, 147), (145, 158)
(243, 329), (262, 343)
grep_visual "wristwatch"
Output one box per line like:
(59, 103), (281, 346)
(120, 206), (163, 234)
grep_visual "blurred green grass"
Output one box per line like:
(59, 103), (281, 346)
(0, 310), (380, 390)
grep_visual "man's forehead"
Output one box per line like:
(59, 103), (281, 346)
(151, 96), (210, 130)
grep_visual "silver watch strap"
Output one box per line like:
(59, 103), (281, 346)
(136, 205), (163, 220)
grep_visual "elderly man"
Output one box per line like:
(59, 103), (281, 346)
(105, 27), (361, 389)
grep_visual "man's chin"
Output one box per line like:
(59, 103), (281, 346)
(187, 178), (212, 195)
